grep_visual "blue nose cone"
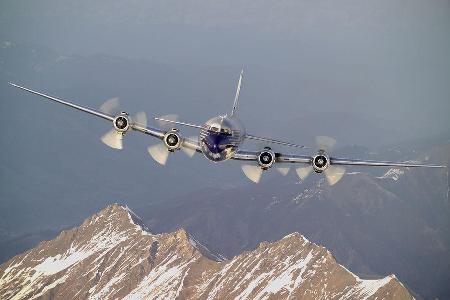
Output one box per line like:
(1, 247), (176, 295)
(203, 134), (221, 154)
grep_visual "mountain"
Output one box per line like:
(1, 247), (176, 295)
(0, 204), (413, 300)
(142, 144), (450, 299)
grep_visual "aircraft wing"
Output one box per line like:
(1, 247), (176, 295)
(9, 83), (115, 122)
(233, 148), (444, 183)
(329, 157), (446, 168)
(233, 150), (311, 163)
(233, 149), (445, 168)
(9, 82), (166, 140)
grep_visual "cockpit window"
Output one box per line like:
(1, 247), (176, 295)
(222, 128), (232, 135)
(208, 126), (232, 136)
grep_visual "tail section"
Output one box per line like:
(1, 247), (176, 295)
(231, 70), (244, 117)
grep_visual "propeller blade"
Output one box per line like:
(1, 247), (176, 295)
(276, 167), (290, 176)
(241, 164), (263, 183)
(315, 136), (336, 152)
(324, 165), (346, 186)
(156, 114), (179, 129)
(296, 166), (313, 181)
(181, 146), (196, 157)
(133, 111), (147, 127)
(99, 97), (120, 115)
(181, 136), (197, 157)
(101, 128), (123, 150)
(147, 143), (170, 165)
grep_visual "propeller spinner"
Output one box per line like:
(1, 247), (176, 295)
(241, 147), (290, 183)
(296, 136), (346, 185)
(147, 114), (196, 165)
(99, 98), (147, 150)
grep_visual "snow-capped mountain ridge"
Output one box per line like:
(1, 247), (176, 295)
(0, 205), (413, 299)
(377, 168), (406, 181)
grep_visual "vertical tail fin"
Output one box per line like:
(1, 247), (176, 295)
(231, 69), (244, 117)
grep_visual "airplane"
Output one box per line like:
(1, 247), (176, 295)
(9, 71), (446, 184)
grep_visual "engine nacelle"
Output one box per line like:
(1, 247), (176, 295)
(163, 129), (182, 151)
(113, 112), (130, 133)
(312, 152), (330, 173)
(257, 147), (275, 170)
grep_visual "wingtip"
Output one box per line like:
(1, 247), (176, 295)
(8, 82), (20, 88)
(429, 164), (447, 168)
(428, 164), (447, 168)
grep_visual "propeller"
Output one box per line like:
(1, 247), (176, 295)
(147, 135), (197, 165)
(240, 142), (291, 183)
(295, 136), (346, 185)
(147, 115), (196, 165)
(99, 97), (120, 115)
(133, 111), (147, 128)
(324, 165), (346, 186)
(241, 164), (264, 183)
(148, 143), (170, 165)
(315, 136), (336, 152)
(101, 129), (123, 150)
(241, 141), (290, 183)
(296, 165), (313, 180)
(241, 164), (290, 183)
(99, 98), (147, 150)
(276, 167), (290, 176)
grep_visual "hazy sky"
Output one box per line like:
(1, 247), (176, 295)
(1, 0), (449, 140)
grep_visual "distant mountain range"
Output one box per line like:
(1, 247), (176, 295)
(0, 205), (414, 299)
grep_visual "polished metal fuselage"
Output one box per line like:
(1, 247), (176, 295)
(199, 116), (246, 162)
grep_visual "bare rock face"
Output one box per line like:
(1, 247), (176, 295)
(0, 205), (413, 300)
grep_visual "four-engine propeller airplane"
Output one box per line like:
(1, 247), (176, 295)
(9, 71), (445, 184)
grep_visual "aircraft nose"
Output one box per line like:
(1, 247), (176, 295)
(203, 134), (221, 154)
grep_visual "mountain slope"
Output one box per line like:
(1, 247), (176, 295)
(0, 205), (413, 300)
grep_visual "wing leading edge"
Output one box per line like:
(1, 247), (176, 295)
(9, 83), (114, 122)
(233, 149), (445, 168)
(330, 157), (445, 168)
(9, 82), (166, 140)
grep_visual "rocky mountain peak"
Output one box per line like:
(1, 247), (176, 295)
(0, 205), (413, 299)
